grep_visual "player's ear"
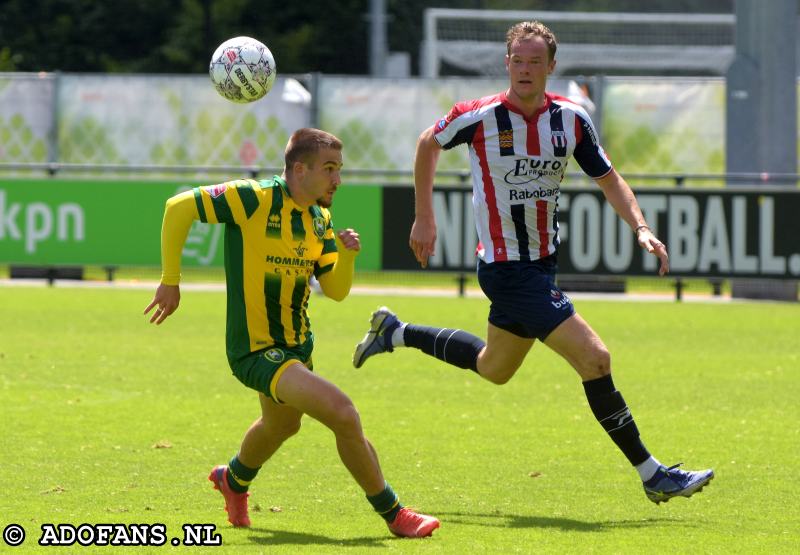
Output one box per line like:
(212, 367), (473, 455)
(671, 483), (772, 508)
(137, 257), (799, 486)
(548, 58), (557, 75)
(292, 160), (307, 179)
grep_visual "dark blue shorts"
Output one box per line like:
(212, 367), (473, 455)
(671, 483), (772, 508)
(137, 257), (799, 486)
(477, 256), (575, 341)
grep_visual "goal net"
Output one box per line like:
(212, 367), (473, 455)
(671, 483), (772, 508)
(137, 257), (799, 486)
(422, 9), (735, 77)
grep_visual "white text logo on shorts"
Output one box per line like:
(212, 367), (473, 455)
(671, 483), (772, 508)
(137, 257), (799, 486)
(264, 348), (285, 363)
(550, 289), (571, 309)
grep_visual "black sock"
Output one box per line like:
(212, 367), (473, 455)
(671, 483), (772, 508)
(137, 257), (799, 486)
(226, 455), (261, 493)
(583, 374), (650, 466)
(404, 324), (485, 372)
(366, 482), (403, 523)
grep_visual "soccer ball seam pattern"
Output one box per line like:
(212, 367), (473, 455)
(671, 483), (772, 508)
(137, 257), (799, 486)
(209, 36), (276, 103)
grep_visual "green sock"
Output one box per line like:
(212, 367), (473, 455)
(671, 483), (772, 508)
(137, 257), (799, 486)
(226, 455), (260, 493)
(366, 482), (403, 523)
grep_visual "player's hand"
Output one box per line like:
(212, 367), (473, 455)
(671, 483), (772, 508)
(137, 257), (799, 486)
(409, 217), (437, 268)
(144, 283), (180, 325)
(637, 228), (670, 276)
(337, 229), (361, 252)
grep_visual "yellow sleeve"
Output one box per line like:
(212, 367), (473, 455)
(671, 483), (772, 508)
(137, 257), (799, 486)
(160, 190), (200, 285)
(318, 236), (358, 302)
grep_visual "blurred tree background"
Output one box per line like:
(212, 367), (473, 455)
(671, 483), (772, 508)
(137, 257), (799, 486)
(0, 0), (734, 75)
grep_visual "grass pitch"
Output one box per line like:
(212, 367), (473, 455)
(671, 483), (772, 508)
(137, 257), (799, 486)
(1, 285), (798, 554)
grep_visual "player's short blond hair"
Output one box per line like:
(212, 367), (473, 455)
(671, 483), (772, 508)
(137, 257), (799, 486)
(285, 128), (342, 171)
(506, 21), (557, 61)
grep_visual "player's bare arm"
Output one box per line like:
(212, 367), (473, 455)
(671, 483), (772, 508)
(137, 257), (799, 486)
(410, 126), (442, 268)
(595, 169), (669, 276)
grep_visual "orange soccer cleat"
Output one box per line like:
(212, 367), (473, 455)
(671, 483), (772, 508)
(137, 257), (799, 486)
(208, 465), (251, 527)
(387, 507), (440, 538)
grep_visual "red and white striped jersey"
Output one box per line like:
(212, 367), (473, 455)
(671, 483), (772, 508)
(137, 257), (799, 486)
(433, 91), (612, 263)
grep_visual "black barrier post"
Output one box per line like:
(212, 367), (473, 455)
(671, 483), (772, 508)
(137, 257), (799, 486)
(456, 273), (467, 297)
(674, 279), (684, 302)
(104, 266), (117, 282)
(673, 175), (685, 300)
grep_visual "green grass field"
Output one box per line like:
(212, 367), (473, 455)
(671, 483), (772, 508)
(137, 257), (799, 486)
(1, 286), (798, 554)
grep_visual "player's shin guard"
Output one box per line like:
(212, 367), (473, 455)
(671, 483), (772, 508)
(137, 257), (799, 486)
(583, 374), (650, 466)
(404, 325), (485, 372)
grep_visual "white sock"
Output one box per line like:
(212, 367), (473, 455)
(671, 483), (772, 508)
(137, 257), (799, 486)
(391, 323), (406, 347)
(635, 456), (663, 482)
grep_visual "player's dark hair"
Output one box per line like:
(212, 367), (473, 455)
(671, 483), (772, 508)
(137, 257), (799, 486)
(506, 21), (557, 60)
(285, 128), (342, 173)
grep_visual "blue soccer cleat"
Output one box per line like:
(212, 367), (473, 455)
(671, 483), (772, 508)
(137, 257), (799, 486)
(352, 306), (401, 369)
(643, 463), (714, 504)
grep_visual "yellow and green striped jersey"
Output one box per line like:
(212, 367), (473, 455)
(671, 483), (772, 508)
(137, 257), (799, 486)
(192, 176), (337, 362)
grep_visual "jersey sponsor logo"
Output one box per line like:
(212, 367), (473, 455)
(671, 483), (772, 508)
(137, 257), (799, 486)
(498, 129), (514, 150)
(265, 255), (315, 267)
(312, 216), (325, 238)
(504, 158), (564, 185)
(508, 187), (559, 201)
(293, 242), (307, 257)
(550, 289), (572, 309)
(264, 348), (285, 363)
(204, 184), (227, 198)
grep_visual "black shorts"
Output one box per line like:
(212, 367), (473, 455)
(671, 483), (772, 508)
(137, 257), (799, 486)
(477, 256), (575, 341)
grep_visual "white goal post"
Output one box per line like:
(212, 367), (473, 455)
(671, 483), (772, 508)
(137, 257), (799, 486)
(422, 8), (736, 77)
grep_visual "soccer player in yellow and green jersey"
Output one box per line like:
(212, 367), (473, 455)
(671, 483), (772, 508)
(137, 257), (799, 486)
(166, 175), (338, 364)
(144, 128), (439, 538)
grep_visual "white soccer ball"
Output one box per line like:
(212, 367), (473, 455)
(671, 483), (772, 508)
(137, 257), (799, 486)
(209, 36), (276, 103)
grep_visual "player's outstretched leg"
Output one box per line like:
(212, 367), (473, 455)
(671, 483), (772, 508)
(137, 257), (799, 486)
(208, 465), (251, 527)
(643, 463), (714, 504)
(353, 306), (401, 368)
(387, 507), (441, 538)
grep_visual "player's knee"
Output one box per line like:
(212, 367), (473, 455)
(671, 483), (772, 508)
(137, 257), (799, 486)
(277, 418), (302, 440)
(260, 416), (301, 441)
(327, 399), (363, 437)
(477, 359), (521, 385)
(582, 346), (611, 379)
(483, 369), (514, 385)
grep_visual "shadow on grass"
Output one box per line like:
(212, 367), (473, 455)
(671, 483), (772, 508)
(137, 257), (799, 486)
(247, 527), (390, 548)
(241, 511), (690, 546)
(435, 511), (689, 532)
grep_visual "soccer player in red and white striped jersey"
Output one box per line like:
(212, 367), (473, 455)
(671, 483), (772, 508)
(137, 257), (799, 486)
(354, 21), (713, 505)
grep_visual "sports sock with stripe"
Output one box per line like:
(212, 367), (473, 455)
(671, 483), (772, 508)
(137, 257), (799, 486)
(403, 324), (485, 372)
(582, 374), (651, 466)
(367, 482), (403, 522)
(226, 455), (261, 493)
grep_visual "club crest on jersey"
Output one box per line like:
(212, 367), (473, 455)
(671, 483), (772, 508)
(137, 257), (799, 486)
(264, 348), (285, 363)
(312, 216), (326, 238)
(551, 131), (567, 149)
(204, 183), (227, 198)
